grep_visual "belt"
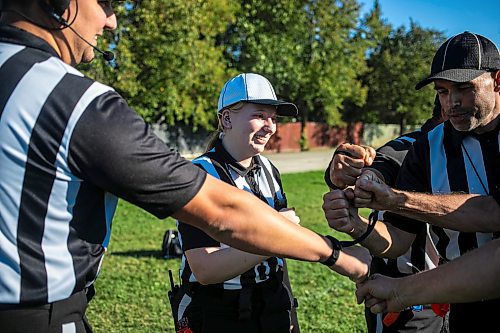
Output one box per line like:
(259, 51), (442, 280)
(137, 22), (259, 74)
(0, 289), (88, 312)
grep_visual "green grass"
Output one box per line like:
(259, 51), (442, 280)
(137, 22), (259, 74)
(86, 171), (370, 332)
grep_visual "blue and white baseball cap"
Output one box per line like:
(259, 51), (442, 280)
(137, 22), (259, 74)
(217, 73), (298, 116)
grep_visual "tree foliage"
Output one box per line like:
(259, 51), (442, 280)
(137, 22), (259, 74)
(79, 0), (448, 134)
(223, 0), (369, 127)
(85, 0), (238, 131)
(358, 22), (445, 132)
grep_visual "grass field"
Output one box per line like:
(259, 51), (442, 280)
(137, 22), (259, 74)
(86, 170), (370, 332)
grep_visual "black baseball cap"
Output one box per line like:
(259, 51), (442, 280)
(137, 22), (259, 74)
(415, 31), (500, 90)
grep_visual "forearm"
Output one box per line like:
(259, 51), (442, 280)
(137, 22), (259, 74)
(327, 245), (371, 282)
(185, 247), (268, 285)
(390, 191), (500, 232)
(174, 175), (333, 262)
(350, 216), (413, 259)
(397, 238), (500, 306)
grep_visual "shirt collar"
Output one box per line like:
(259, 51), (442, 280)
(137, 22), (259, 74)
(0, 24), (60, 58)
(214, 139), (261, 177)
(446, 118), (500, 141)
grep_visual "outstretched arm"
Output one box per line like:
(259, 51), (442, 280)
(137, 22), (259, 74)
(356, 238), (500, 313)
(184, 208), (301, 285)
(173, 175), (371, 281)
(355, 178), (500, 233)
(185, 247), (269, 285)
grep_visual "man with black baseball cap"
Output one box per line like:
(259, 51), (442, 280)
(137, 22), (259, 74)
(336, 31), (499, 332)
(415, 31), (500, 90)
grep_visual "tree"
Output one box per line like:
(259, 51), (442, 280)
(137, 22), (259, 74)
(361, 21), (445, 134)
(342, 0), (391, 124)
(222, 0), (369, 149)
(83, 0), (238, 131)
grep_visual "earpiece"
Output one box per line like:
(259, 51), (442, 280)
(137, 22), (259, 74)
(47, 0), (70, 17)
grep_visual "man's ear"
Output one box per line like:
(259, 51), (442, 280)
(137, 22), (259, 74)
(220, 110), (232, 129)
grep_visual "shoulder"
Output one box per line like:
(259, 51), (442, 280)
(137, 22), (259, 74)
(192, 151), (224, 178)
(382, 130), (423, 152)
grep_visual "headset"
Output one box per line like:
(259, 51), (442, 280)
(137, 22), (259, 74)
(43, 0), (115, 61)
(47, 0), (70, 17)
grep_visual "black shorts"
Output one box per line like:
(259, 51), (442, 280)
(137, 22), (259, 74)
(171, 280), (294, 333)
(0, 290), (92, 333)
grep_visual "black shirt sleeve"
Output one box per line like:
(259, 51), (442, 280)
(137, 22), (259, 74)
(384, 137), (430, 234)
(324, 158), (337, 189)
(68, 91), (206, 219)
(371, 133), (420, 187)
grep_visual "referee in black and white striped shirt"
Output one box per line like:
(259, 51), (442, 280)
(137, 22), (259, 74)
(350, 32), (500, 332)
(324, 104), (447, 333)
(0, 2), (371, 332)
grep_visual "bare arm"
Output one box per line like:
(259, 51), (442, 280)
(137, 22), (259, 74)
(183, 209), (300, 285)
(356, 238), (500, 313)
(185, 247), (269, 285)
(173, 175), (370, 281)
(356, 178), (500, 233)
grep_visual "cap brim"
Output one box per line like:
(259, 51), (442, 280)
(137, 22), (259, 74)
(415, 68), (487, 90)
(250, 99), (298, 116)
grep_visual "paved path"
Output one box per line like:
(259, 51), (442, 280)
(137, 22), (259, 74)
(263, 148), (335, 174)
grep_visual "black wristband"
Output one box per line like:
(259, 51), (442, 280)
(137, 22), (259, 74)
(320, 235), (342, 267)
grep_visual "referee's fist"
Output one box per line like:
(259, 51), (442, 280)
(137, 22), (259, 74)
(328, 143), (376, 189)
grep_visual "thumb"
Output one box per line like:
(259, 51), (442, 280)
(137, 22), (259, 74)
(355, 280), (372, 304)
(357, 178), (380, 192)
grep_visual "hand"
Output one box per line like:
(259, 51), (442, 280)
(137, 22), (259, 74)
(352, 170), (384, 208)
(353, 175), (398, 211)
(330, 245), (372, 283)
(322, 190), (368, 238)
(328, 143), (376, 189)
(355, 274), (406, 313)
(279, 208), (300, 225)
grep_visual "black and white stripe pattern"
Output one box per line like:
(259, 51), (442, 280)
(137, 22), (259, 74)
(0, 42), (116, 304)
(370, 129), (439, 278)
(178, 144), (285, 290)
(427, 123), (496, 260)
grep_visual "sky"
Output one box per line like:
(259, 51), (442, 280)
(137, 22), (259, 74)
(358, 0), (500, 47)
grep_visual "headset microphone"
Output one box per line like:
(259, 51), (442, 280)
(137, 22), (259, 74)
(46, 4), (115, 61)
(66, 24), (115, 61)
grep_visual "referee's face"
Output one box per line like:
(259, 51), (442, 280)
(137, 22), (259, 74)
(68, 0), (117, 64)
(224, 103), (277, 157)
(435, 72), (499, 134)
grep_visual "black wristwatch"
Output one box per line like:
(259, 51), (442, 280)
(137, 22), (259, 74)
(320, 235), (342, 267)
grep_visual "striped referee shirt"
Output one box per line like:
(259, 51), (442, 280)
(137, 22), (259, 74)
(387, 120), (500, 260)
(325, 119), (441, 276)
(178, 139), (286, 290)
(385, 120), (500, 328)
(0, 25), (205, 305)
